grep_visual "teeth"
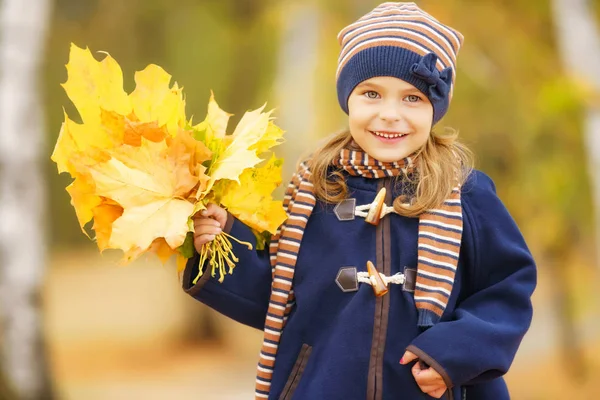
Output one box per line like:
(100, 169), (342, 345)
(373, 131), (406, 139)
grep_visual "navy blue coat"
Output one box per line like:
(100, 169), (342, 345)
(183, 170), (536, 400)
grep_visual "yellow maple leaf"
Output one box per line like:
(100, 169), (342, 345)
(149, 238), (179, 264)
(129, 64), (186, 137)
(87, 135), (203, 259)
(202, 91), (232, 140)
(249, 121), (285, 155)
(191, 92), (231, 145)
(220, 155), (287, 233)
(92, 201), (124, 251)
(61, 44), (131, 127)
(171, 135), (211, 198)
(176, 254), (189, 274)
(65, 175), (102, 235)
(100, 109), (126, 144)
(190, 201), (207, 227)
(53, 44), (286, 270)
(123, 118), (168, 147)
(52, 111), (116, 175)
(205, 104), (274, 192)
(109, 198), (193, 254)
(237, 200), (286, 235)
(172, 126), (212, 182)
(53, 64), (133, 179)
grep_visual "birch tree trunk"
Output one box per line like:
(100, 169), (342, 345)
(0, 0), (54, 398)
(551, 0), (600, 265)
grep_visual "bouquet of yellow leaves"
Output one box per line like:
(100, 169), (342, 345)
(51, 43), (287, 282)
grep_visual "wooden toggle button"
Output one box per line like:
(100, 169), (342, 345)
(366, 261), (388, 297)
(365, 188), (386, 225)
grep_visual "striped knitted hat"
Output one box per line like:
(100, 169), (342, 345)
(336, 2), (464, 124)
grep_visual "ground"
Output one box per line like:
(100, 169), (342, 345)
(44, 251), (600, 399)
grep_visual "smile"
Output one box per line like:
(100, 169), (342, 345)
(370, 131), (407, 139)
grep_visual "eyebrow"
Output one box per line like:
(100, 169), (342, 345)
(356, 81), (382, 90)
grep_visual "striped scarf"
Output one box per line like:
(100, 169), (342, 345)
(255, 149), (462, 399)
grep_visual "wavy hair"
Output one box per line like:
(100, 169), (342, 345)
(305, 128), (473, 217)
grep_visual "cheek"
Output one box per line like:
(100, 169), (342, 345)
(408, 110), (433, 145)
(414, 129), (430, 148)
(349, 113), (365, 130)
(415, 107), (433, 133)
(348, 96), (376, 121)
(348, 118), (365, 142)
(348, 107), (370, 130)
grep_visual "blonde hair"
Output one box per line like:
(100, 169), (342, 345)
(306, 128), (474, 218)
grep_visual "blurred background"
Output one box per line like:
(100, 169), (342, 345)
(0, 0), (599, 399)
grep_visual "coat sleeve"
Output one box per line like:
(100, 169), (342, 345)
(182, 213), (274, 330)
(406, 171), (537, 388)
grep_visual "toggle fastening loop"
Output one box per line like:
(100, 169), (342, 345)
(358, 261), (406, 297)
(354, 188), (409, 225)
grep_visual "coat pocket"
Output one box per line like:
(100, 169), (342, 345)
(279, 344), (313, 400)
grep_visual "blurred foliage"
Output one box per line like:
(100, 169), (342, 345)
(423, 0), (594, 258)
(45, 0), (597, 285)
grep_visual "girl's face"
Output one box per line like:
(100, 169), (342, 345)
(347, 76), (433, 162)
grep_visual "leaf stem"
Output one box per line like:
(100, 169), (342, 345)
(191, 231), (251, 284)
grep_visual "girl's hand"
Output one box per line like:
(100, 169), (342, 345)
(192, 203), (228, 253)
(400, 350), (447, 398)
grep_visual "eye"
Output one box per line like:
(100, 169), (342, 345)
(364, 90), (380, 99)
(405, 94), (422, 103)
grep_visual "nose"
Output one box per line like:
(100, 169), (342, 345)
(378, 100), (402, 122)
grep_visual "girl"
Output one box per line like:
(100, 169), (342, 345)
(183, 2), (536, 399)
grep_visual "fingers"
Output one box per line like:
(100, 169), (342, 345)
(412, 367), (446, 395)
(194, 228), (221, 250)
(400, 350), (418, 365)
(402, 356), (447, 397)
(416, 382), (446, 397)
(199, 203), (228, 229)
(194, 233), (217, 251)
(413, 366), (443, 383)
(428, 387), (447, 398)
(192, 204), (228, 253)
(411, 361), (424, 376)
(194, 224), (222, 238)
(193, 217), (222, 231)
(193, 208), (224, 252)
